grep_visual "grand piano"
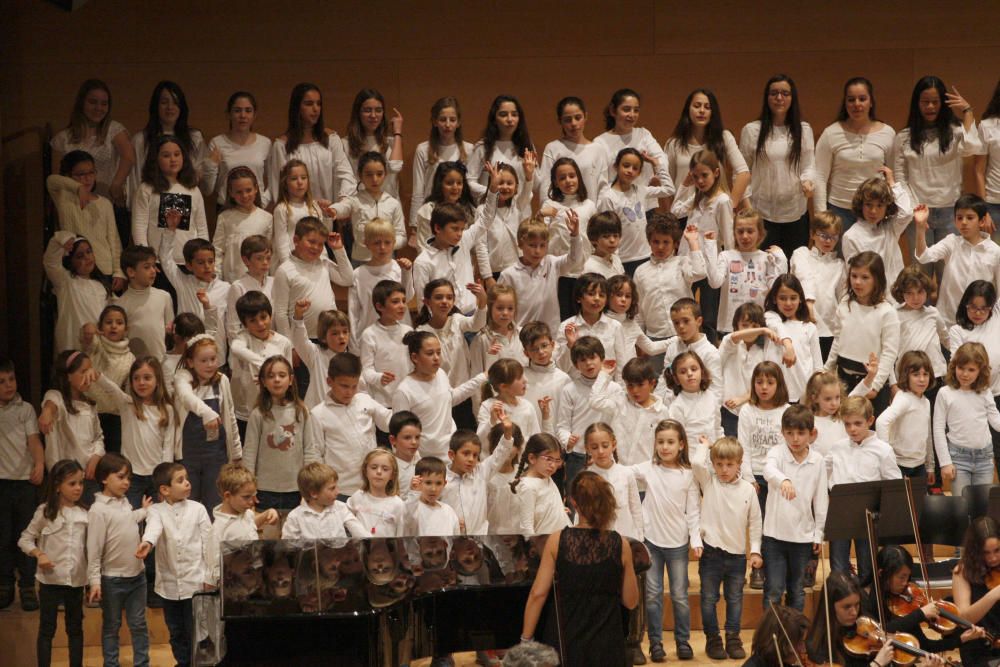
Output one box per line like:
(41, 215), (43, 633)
(209, 534), (649, 666)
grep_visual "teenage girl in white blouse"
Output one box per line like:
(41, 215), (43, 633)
(467, 95), (534, 202)
(538, 96), (610, 203)
(409, 96), (475, 224)
(205, 91), (273, 208)
(341, 88), (404, 199)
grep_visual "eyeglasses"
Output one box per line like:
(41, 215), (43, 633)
(966, 304), (992, 314)
(816, 232), (839, 242)
(539, 455), (563, 467)
(528, 342), (553, 353)
(769, 90), (792, 98)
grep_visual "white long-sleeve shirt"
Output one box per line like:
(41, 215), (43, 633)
(348, 260), (412, 353)
(408, 140), (475, 224)
(628, 462), (701, 549)
(633, 253), (707, 338)
(347, 491), (406, 537)
(673, 189), (735, 251)
(790, 246), (847, 338)
(540, 195), (598, 264)
(225, 273), (273, 342)
(893, 123), (983, 207)
(555, 314), (627, 378)
(405, 499), (462, 537)
(652, 334), (723, 405)
(341, 135), (402, 199)
(827, 433), (901, 487)
(950, 300), (1000, 396)
(477, 395), (548, 445)
(876, 390), (933, 469)
(132, 181), (209, 266)
(667, 390), (722, 445)
(840, 182), (914, 288)
(589, 371), (671, 466)
(813, 122), (896, 210)
(826, 299), (900, 393)
(718, 333), (783, 416)
(114, 285), (173, 362)
(212, 207), (275, 283)
(762, 445), (828, 544)
(359, 320), (412, 407)
(588, 462), (643, 541)
(417, 310), (486, 387)
(290, 319), (340, 409)
(141, 499), (217, 598)
(271, 248), (353, 338)
(271, 200), (325, 266)
(664, 131), (750, 204)
(516, 475), (570, 536)
(765, 313), (823, 402)
(595, 128), (671, 210)
(41, 389), (104, 470)
(19, 504), (88, 587)
(523, 362), (571, 437)
(393, 370), (486, 459)
(895, 305), (948, 379)
(127, 130), (207, 209)
(498, 236), (586, 334)
(331, 189), (406, 263)
(87, 493), (146, 585)
(205, 133), (273, 206)
(917, 233), (1000, 328)
(705, 244), (787, 333)
(933, 386), (1000, 466)
(691, 440), (761, 555)
(281, 500), (365, 539)
(95, 374), (175, 476)
(310, 392), (390, 496)
(479, 186), (534, 274)
(267, 135), (355, 204)
(47, 175), (123, 278)
(538, 139), (610, 206)
(442, 435), (513, 535)
(979, 118), (1000, 204)
(228, 330), (293, 420)
(596, 167), (674, 263)
(43, 231), (109, 354)
(466, 140), (527, 201)
(739, 403), (789, 477)
(739, 121), (817, 223)
(556, 375), (623, 454)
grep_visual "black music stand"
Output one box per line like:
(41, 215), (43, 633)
(876, 478), (927, 545)
(988, 486), (1000, 521)
(824, 481), (883, 542)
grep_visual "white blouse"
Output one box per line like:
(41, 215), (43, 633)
(408, 140), (475, 223)
(739, 121), (816, 222)
(813, 122), (896, 210)
(205, 133), (273, 206)
(664, 131), (750, 201)
(267, 135), (356, 204)
(594, 127), (671, 210)
(538, 139), (610, 204)
(893, 124), (983, 208)
(978, 118), (1000, 204)
(341, 134), (403, 199)
(50, 120), (129, 198)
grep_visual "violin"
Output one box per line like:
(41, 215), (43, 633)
(888, 582), (958, 634)
(843, 616), (960, 666)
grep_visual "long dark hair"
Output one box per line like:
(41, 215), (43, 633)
(480, 95), (532, 160)
(414, 278), (460, 326)
(142, 81), (196, 156)
(346, 88), (388, 159)
(284, 83), (329, 153)
(764, 274), (812, 323)
(984, 79), (1000, 120)
(805, 571), (864, 664)
(427, 96), (468, 165)
(956, 280), (997, 330)
(836, 77), (878, 122)
(426, 161), (476, 217)
(67, 79), (112, 144)
(43, 459), (86, 521)
(959, 516), (1000, 585)
(671, 88), (727, 169)
(141, 135), (198, 191)
(906, 76), (959, 155)
(62, 237), (112, 297)
(755, 75), (804, 169)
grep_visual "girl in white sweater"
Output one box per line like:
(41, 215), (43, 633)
(839, 168), (913, 290)
(330, 151), (407, 264)
(876, 351), (934, 482)
(409, 96), (475, 224)
(763, 274), (822, 403)
(38, 351), (105, 484)
(205, 91), (272, 208)
(478, 358), (548, 444)
(584, 422), (642, 541)
(212, 167), (275, 283)
(826, 251), (900, 416)
(790, 211), (847, 361)
(466, 95), (534, 202)
(43, 231), (111, 355)
(511, 433), (570, 535)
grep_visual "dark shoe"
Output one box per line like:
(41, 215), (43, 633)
(0, 586), (13, 609)
(147, 591), (164, 608)
(726, 632), (746, 660)
(676, 641), (694, 660)
(749, 566), (765, 590)
(803, 557), (818, 588)
(630, 645), (647, 665)
(705, 633), (726, 660)
(649, 642), (667, 662)
(19, 586), (39, 611)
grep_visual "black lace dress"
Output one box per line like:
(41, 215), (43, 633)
(541, 527), (628, 667)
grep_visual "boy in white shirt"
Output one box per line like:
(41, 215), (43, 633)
(348, 218), (413, 353)
(0, 358), (44, 611)
(827, 396), (900, 586)
(591, 357), (673, 466)
(499, 214), (586, 334)
(582, 211), (625, 278)
(359, 279), (412, 408)
(115, 245), (173, 361)
(691, 436), (762, 661)
(159, 222), (231, 361)
(652, 298), (723, 403)
(914, 194), (1000, 327)
(311, 353), (390, 498)
(86, 453), (150, 667)
(520, 322), (571, 437)
(441, 412), (515, 535)
(761, 405), (828, 612)
(405, 457), (461, 537)
(556, 336), (624, 486)
(212, 463), (278, 545)
(225, 235), (273, 342)
(389, 411), (422, 502)
(229, 292), (293, 439)
(136, 462), (218, 667)
(281, 463), (366, 539)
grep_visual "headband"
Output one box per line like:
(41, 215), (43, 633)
(65, 350), (82, 369)
(186, 333), (216, 349)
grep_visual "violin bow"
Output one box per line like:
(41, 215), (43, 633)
(773, 633), (786, 667)
(902, 477), (933, 598)
(821, 539), (834, 665)
(772, 605), (803, 667)
(866, 508), (887, 628)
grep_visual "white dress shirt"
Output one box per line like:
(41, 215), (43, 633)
(523, 362), (572, 437)
(20, 505), (89, 587)
(417, 309), (487, 387)
(555, 314), (627, 378)
(41, 390), (104, 470)
(766, 313), (823, 403)
(667, 390), (722, 445)
(408, 140), (475, 224)
(267, 136), (355, 204)
(212, 507), (258, 543)
(442, 435), (513, 535)
(595, 128), (672, 210)
(87, 493), (146, 585)
(633, 253), (707, 338)
(876, 390), (933, 469)
(538, 139), (610, 206)
(917, 233), (1000, 327)
(310, 392), (390, 496)
(628, 462), (702, 549)
(498, 237), (586, 333)
(895, 305), (948, 379)
(827, 433), (901, 487)
(718, 334), (783, 416)
(739, 121), (817, 222)
(141, 499), (218, 599)
(589, 372), (671, 466)
(556, 375), (623, 454)
(331, 189), (406, 263)
(281, 500), (366, 539)
(762, 445), (828, 544)
(349, 260), (413, 353)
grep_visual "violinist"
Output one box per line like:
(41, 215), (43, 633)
(742, 604), (809, 667)
(868, 546), (985, 654)
(805, 571), (895, 667)
(952, 516), (1000, 665)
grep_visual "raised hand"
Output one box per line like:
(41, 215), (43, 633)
(522, 149), (538, 180)
(294, 299), (311, 320)
(396, 257), (413, 271)
(913, 204), (930, 230)
(196, 289), (211, 310)
(538, 396), (552, 420)
(877, 165), (895, 187)
(565, 209), (580, 236)
(640, 150), (659, 168)
(945, 86), (971, 116)
(327, 232), (344, 251)
(390, 108), (404, 135)
(484, 161), (501, 193)
(564, 322), (579, 348)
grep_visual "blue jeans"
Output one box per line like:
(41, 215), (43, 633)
(101, 573), (149, 667)
(830, 538), (873, 586)
(699, 543), (746, 635)
(163, 597), (194, 667)
(646, 542), (690, 645)
(906, 205), (955, 271)
(949, 445), (994, 500)
(762, 536), (813, 611)
(256, 490), (302, 511)
(827, 203), (855, 235)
